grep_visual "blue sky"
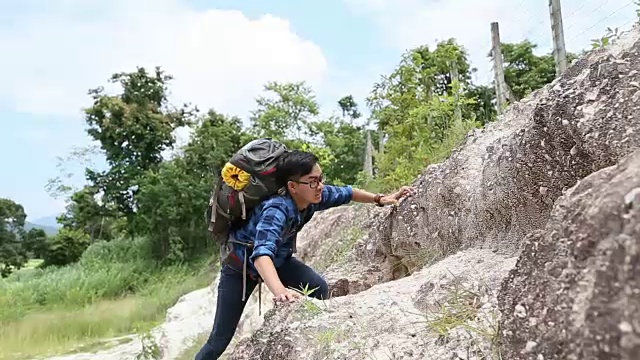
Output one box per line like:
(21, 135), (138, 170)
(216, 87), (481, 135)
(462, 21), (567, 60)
(1, 0), (637, 221)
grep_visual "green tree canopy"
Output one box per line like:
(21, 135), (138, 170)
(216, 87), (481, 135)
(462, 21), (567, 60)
(0, 198), (28, 277)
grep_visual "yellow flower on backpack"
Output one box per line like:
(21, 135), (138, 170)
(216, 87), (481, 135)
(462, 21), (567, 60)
(221, 162), (251, 190)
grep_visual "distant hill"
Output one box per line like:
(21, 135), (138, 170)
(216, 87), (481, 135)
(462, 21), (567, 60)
(31, 215), (62, 229)
(25, 215), (62, 236)
(24, 222), (59, 236)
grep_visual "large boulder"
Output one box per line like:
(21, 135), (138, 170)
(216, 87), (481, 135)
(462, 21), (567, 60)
(498, 149), (640, 360)
(227, 23), (640, 360)
(345, 24), (640, 287)
(228, 248), (518, 360)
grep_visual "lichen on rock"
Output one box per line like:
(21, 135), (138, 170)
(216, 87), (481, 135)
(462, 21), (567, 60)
(227, 23), (640, 360)
(498, 149), (640, 360)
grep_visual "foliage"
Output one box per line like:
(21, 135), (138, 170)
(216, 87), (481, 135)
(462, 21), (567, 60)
(463, 84), (497, 126)
(57, 185), (119, 243)
(83, 67), (196, 234)
(23, 228), (48, 259)
(337, 94), (362, 122)
(249, 81), (319, 140)
(500, 40), (577, 100)
(0, 198), (28, 277)
(309, 118), (366, 186)
(136, 110), (247, 261)
(45, 145), (103, 202)
(43, 228), (91, 267)
(365, 39), (481, 188)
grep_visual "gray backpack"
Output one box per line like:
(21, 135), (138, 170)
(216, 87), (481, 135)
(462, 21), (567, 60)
(206, 138), (288, 242)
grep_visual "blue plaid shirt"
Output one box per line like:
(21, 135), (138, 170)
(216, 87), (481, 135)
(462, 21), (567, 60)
(230, 185), (353, 276)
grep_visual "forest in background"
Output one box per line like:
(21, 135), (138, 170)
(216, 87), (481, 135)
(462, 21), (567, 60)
(0, 37), (583, 358)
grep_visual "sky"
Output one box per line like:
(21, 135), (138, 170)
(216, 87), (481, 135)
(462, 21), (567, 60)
(1, 0), (638, 222)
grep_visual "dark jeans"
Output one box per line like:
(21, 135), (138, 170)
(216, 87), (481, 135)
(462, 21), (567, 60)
(194, 256), (329, 360)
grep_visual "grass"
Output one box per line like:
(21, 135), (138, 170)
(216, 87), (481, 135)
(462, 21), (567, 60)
(0, 237), (217, 360)
(175, 332), (209, 360)
(421, 273), (502, 359)
(314, 227), (364, 273)
(24, 258), (43, 269)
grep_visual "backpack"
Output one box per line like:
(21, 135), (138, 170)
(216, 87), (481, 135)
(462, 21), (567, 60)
(205, 138), (288, 243)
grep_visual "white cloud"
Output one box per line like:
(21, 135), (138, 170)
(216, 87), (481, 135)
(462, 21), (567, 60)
(0, 0), (328, 119)
(345, 0), (639, 85)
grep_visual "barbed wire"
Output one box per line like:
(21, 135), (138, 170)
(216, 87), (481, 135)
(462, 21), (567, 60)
(487, 1), (639, 89)
(567, 1), (637, 42)
(525, 0), (634, 49)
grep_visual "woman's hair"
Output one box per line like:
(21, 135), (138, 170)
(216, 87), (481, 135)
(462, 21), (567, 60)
(275, 150), (319, 188)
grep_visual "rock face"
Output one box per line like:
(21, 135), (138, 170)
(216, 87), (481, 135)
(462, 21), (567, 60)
(498, 149), (640, 360)
(227, 23), (640, 360)
(229, 249), (518, 360)
(343, 24), (640, 289)
(44, 24), (640, 360)
(296, 203), (391, 298)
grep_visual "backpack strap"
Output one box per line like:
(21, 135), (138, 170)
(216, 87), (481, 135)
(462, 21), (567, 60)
(207, 177), (224, 232)
(226, 235), (255, 302)
(225, 234), (264, 315)
(239, 191), (246, 220)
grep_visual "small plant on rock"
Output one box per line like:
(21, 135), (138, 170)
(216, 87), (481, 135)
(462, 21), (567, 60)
(135, 330), (161, 360)
(290, 283), (325, 318)
(421, 273), (502, 359)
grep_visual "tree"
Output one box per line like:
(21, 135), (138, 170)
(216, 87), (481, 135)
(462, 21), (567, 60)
(428, 39), (474, 97)
(0, 198), (28, 277)
(83, 66), (195, 229)
(365, 39), (476, 187)
(23, 228), (48, 259)
(249, 81), (319, 141)
(182, 110), (248, 177)
(43, 228), (90, 267)
(309, 116), (365, 185)
(57, 186), (119, 242)
(337, 95), (362, 123)
(500, 40), (578, 100)
(464, 84), (497, 125)
(45, 144), (103, 202)
(309, 94), (367, 185)
(367, 39), (473, 131)
(136, 110), (249, 261)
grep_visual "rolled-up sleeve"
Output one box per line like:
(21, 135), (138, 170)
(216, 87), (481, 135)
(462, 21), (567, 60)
(249, 205), (287, 265)
(318, 185), (353, 210)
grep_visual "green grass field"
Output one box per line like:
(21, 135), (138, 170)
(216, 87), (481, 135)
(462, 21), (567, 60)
(0, 238), (216, 360)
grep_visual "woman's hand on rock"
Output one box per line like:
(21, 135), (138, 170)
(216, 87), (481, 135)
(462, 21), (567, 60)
(272, 289), (302, 303)
(380, 186), (415, 205)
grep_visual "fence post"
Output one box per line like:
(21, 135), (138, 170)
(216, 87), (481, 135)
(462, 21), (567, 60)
(491, 22), (509, 114)
(549, 0), (568, 75)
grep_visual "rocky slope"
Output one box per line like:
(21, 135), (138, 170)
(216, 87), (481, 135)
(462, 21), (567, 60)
(227, 23), (640, 359)
(498, 149), (640, 359)
(229, 248), (517, 360)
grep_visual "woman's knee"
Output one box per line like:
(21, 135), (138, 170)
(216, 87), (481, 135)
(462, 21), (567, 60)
(312, 278), (329, 300)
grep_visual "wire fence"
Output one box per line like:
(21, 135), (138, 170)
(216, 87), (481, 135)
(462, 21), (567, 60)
(489, 0), (640, 101)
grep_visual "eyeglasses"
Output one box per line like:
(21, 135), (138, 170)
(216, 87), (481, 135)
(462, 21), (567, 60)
(294, 175), (325, 189)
